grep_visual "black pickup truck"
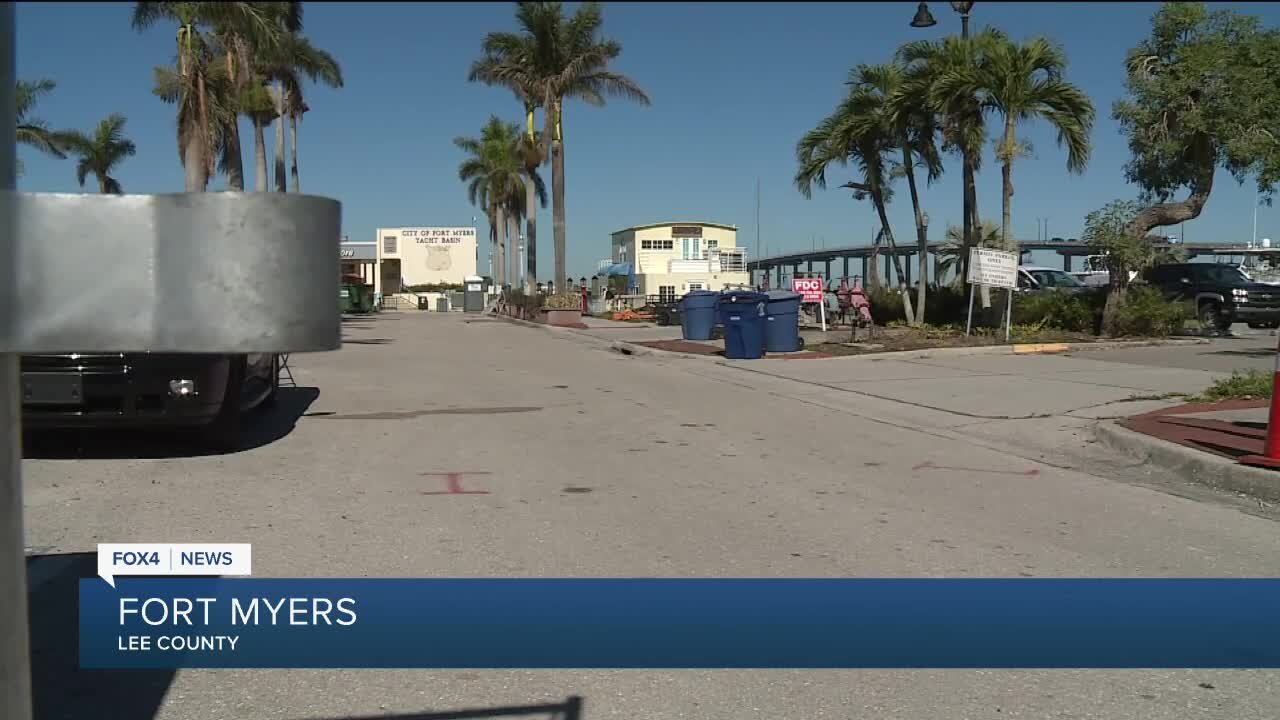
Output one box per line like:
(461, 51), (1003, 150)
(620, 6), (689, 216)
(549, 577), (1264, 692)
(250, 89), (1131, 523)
(1144, 263), (1280, 334)
(21, 353), (279, 451)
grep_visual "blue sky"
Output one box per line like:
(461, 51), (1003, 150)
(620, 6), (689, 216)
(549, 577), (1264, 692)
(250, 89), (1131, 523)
(15, 1), (1280, 278)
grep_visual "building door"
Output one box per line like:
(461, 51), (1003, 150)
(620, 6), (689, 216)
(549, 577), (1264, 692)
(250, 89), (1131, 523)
(682, 237), (702, 260)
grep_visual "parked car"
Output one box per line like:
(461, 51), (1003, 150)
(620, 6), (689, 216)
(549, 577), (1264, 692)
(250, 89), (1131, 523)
(1143, 262), (1280, 333)
(1018, 266), (1093, 294)
(21, 352), (279, 451)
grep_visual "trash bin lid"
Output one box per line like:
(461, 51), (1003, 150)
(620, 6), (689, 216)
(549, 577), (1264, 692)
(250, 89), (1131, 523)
(766, 290), (802, 301)
(717, 290), (769, 305)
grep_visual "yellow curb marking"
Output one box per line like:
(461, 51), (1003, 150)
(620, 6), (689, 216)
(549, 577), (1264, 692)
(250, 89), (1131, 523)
(1012, 343), (1070, 354)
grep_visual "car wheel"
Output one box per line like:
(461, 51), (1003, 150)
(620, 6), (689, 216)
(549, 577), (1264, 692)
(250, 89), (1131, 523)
(1198, 302), (1225, 335)
(200, 359), (244, 453)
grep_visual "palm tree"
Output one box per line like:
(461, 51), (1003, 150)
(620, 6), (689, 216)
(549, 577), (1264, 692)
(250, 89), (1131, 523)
(937, 220), (1001, 283)
(980, 36), (1093, 250)
(62, 113), (136, 194)
(873, 63), (943, 320)
(795, 65), (918, 324)
(133, 1), (309, 190)
(456, 117), (541, 287)
(212, 2), (302, 191)
(256, 32), (342, 192)
(15, 79), (73, 176)
(899, 28), (1004, 290)
(468, 48), (547, 291)
(470, 1), (650, 290)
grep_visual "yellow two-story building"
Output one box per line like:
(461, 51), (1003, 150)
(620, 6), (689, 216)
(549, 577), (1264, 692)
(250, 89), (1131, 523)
(603, 221), (750, 300)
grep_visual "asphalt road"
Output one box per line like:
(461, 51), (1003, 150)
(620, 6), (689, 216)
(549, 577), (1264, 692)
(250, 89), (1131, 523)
(1080, 325), (1275, 374)
(21, 312), (1280, 720)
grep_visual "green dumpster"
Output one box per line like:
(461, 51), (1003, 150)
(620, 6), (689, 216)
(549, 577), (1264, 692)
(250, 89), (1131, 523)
(339, 284), (358, 313)
(354, 284), (375, 313)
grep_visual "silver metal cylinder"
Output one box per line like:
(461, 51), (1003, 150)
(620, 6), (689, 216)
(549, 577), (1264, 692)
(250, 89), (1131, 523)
(0, 2), (35, 718)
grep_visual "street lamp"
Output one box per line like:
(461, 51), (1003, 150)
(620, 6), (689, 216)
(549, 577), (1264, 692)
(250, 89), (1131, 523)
(910, 2), (937, 28)
(911, 1), (974, 37)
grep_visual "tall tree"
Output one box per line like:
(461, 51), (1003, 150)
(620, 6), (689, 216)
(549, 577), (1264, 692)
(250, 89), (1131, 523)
(470, 41), (546, 291)
(899, 28), (1004, 293)
(15, 79), (72, 176)
(257, 32), (342, 192)
(455, 117), (544, 287)
(470, 1), (650, 290)
(980, 35), (1094, 251)
(796, 64), (918, 324)
(1109, 1), (1280, 325)
(63, 113), (136, 194)
(881, 63), (944, 322)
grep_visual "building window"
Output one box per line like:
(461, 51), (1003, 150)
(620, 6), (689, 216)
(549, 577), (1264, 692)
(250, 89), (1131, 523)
(688, 282), (704, 292)
(658, 285), (677, 303)
(706, 240), (719, 251)
(642, 240), (653, 250)
(383, 235), (397, 254)
(640, 239), (673, 250)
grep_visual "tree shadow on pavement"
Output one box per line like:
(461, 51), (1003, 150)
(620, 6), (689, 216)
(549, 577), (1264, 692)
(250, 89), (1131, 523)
(22, 386), (319, 460)
(27, 551), (177, 720)
(299, 697), (584, 720)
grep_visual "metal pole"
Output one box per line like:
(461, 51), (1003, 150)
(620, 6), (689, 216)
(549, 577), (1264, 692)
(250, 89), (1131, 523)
(0, 5), (34, 719)
(1004, 288), (1013, 343)
(965, 284), (976, 336)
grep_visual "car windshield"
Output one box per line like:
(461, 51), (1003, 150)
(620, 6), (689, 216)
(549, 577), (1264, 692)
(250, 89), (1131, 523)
(1030, 269), (1085, 288)
(1196, 265), (1250, 284)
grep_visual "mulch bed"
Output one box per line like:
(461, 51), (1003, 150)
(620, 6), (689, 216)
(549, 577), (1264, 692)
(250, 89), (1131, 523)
(810, 325), (1100, 356)
(1120, 399), (1270, 460)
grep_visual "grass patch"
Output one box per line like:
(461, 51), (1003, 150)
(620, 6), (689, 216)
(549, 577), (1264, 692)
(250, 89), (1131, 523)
(1194, 369), (1274, 401)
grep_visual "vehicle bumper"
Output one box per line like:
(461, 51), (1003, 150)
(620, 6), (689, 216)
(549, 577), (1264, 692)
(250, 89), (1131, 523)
(20, 353), (231, 429)
(1227, 306), (1280, 322)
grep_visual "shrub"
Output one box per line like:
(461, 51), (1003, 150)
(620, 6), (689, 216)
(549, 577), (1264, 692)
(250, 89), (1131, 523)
(543, 292), (582, 310)
(864, 284), (907, 324)
(405, 282), (464, 293)
(922, 285), (971, 326)
(1012, 291), (1099, 333)
(1199, 369), (1273, 400)
(1107, 285), (1192, 337)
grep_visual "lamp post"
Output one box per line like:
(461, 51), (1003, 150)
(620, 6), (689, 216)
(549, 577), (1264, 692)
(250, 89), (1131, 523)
(911, 2), (975, 39)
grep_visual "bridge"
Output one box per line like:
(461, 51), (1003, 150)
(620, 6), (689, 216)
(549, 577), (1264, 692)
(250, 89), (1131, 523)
(746, 239), (1260, 287)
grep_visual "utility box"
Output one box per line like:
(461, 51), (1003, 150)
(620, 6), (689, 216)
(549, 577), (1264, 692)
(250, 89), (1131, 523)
(437, 296), (449, 312)
(463, 275), (486, 313)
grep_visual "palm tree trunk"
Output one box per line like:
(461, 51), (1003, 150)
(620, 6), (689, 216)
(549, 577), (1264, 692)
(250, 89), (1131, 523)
(98, 177), (108, 194)
(960, 153), (976, 290)
(551, 99), (567, 291)
(224, 120), (245, 191)
(524, 175), (537, 293)
(901, 144), (928, 325)
(289, 114), (300, 193)
(273, 85), (286, 192)
(252, 116), (269, 191)
(871, 192), (916, 323)
(507, 212), (520, 289)
(183, 131), (206, 192)
(1000, 117), (1015, 251)
(494, 205), (507, 287)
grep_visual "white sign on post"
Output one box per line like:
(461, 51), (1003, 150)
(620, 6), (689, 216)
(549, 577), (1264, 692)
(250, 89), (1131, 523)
(966, 247), (1019, 289)
(965, 247), (1020, 340)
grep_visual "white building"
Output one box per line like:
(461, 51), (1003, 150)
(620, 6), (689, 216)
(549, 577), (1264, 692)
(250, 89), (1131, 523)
(600, 221), (749, 300)
(374, 226), (478, 296)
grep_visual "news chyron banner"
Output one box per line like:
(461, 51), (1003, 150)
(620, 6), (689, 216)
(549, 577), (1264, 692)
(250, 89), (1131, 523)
(82, 544), (1280, 668)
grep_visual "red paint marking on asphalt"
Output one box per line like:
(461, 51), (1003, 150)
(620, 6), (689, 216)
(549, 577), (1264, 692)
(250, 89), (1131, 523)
(912, 460), (1039, 476)
(420, 472), (491, 495)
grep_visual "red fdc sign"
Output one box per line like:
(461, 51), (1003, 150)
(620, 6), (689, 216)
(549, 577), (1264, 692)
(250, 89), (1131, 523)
(792, 278), (824, 303)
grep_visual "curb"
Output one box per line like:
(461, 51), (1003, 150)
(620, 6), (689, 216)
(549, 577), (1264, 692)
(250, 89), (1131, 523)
(1094, 421), (1280, 503)
(809, 337), (1210, 362)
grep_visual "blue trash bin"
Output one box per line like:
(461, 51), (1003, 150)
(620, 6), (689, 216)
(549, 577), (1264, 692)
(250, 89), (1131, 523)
(717, 291), (768, 360)
(764, 290), (803, 353)
(680, 290), (720, 341)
